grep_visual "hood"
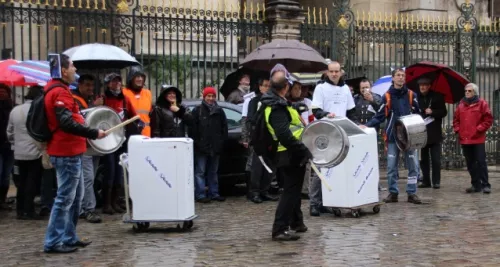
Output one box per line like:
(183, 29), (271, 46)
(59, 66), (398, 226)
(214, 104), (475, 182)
(324, 77), (346, 87)
(260, 90), (288, 108)
(156, 85), (182, 108)
(126, 66), (146, 90)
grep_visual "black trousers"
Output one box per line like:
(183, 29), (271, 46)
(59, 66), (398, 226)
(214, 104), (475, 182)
(14, 158), (42, 216)
(420, 142), (441, 185)
(250, 152), (274, 194)
(40, 168), (57, 209)
(462, 144), (490, 189)
(272, 155), (305, 236)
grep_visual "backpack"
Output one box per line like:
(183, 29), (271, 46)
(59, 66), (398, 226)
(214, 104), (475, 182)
(384, 90), (414, 117)
(249, 103), (279, 160)
(26, 83), (63, 142)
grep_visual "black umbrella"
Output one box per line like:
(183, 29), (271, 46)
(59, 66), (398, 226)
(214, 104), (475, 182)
(63, 43), (141, 69)
(345, 76), (367, 94)
(220, 67), (269, 98)
(239, 39), (328, 73)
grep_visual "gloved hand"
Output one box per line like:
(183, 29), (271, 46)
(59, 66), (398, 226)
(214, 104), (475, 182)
(299, 147), (313, 167)
(291, 102), (309, 114)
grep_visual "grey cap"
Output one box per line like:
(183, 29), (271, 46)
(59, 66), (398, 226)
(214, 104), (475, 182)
(417, 77), (432, 85)
(104, 73), (122, 84)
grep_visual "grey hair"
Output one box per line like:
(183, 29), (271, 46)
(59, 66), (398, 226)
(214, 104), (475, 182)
(465, 83), (479, 95)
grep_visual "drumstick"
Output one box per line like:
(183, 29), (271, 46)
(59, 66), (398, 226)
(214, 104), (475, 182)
(309, 160), (333, 192)
(104, 115), (141, 135)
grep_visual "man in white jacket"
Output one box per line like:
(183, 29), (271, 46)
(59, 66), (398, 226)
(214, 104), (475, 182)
(7, 86), (44, 220)
(309, 62), (360, 216)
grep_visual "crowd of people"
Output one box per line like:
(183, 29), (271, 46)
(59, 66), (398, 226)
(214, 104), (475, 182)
(0, 54), (494, 249)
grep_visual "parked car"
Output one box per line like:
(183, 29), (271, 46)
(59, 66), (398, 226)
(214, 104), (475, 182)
(93, 100), (248, 205)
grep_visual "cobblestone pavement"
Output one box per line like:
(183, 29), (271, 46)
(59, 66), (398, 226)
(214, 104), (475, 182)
(1, 170), (500, 267)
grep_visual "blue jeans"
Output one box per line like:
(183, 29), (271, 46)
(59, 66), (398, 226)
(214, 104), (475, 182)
(194, 154), (220, 200)
(387, 142), (418, 195)
(44, 156), (84, 250)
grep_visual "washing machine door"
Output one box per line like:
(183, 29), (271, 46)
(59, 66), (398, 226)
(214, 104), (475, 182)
(301, 118), (350, 168)
(394, 114), (427, 151)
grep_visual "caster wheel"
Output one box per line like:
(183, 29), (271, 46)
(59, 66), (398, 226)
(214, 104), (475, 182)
(351, 210), (360, 218)
(373, 205), (380, 214)
(182, 221), (194, 230)
(133, 222), (150, 232)
(333, 209), (342, 217)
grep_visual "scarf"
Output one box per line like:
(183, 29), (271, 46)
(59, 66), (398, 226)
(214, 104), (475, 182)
(463, 95), (479, 105)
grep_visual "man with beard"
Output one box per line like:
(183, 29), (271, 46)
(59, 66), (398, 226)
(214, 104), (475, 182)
(226, 74), (251, 105)
(123, 66), (152, 137)
(309, 61), (359, 217)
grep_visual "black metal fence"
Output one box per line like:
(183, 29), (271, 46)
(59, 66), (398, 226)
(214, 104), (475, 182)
(1, 0), (499, 167)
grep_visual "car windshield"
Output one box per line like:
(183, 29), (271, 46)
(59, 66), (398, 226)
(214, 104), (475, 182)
(186, 104), (242, 129)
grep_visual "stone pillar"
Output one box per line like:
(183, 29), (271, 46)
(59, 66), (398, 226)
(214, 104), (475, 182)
(265, 0), (306, 40)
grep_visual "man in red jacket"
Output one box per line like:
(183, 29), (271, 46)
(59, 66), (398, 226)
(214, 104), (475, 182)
(453, 83), (493, 194)
(43, 54), (106, 254)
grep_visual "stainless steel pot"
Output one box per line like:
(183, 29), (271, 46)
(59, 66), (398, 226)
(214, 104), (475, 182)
(81, 106), (126, 156)
(394, 114), (427, 151)
(300, 117), (350, 168)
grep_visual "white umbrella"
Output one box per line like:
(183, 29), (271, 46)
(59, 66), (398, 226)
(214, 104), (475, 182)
(371, 75), (392, 96)
(63, 43), (141, 69)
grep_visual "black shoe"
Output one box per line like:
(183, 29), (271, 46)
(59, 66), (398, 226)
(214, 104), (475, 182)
(260, 193), (279, 201)
(433, 184), (440, 189)
(319, 206), (333, 214)
(290, 224), (308, 233)
(84, 212), (102, 223)
(384, 193), (398, 203)
(272, 231), (300, 241)
(407, 194), (422, 204)
(66, 240), (92, 248)
(39, 207), (51, 217)
(483, 187), (491, 194)
(44, 245), (78, 254)
(250, 195), (263, 204)
(196, 197), (211, 203)
(465, 186), (482, 193)
(310, 206), (320, 217)
(211, 196), (226, 202)
(418, 183), (432, 188)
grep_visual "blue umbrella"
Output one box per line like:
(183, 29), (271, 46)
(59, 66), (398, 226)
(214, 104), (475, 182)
(8, 60), (79, 89)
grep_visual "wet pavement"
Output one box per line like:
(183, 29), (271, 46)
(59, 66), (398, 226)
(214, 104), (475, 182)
(1, 169), (500, 267)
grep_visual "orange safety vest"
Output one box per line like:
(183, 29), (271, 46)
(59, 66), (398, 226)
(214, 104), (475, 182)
(72, 94), (89, 109)
(123, 87), (152, 137)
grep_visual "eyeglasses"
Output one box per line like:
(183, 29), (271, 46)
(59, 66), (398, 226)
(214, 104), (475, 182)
(465, 90), (473, 92)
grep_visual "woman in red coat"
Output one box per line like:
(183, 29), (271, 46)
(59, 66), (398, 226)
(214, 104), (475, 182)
(453, 83), (493, 194)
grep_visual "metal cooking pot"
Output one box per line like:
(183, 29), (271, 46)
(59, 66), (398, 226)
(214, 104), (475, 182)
(300, 117), (350, 168)
(80, 106), (126, 156)
(394, 114), (427, 151)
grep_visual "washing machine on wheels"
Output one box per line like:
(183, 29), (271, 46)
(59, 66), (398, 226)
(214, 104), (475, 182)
(301, 117), (382, 217)
(120, 135), (198, 232)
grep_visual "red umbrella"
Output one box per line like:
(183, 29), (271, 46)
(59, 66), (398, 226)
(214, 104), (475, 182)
(405, 61), (470, 104)
(0, 59), (39, 86)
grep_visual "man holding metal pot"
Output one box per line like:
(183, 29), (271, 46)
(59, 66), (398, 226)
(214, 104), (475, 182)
(361, 68), (422, 204)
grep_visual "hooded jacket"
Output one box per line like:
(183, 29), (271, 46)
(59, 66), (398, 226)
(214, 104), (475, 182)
(190, 100), (228, 156)
(453, 96), (493, 145)
(150, 86), (192, 138)
(123, 67), (152, 136)
(366, 85), (421, 143)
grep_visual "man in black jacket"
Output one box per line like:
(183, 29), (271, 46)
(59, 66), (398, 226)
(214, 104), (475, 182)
(262, 67), (312, 241)
(191, 87), (228, 203)
(417, 78), (447, 189)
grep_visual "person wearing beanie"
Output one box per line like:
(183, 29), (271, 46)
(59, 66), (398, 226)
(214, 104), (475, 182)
(190, 87), (228, 203)
(453, 83), (493, 194)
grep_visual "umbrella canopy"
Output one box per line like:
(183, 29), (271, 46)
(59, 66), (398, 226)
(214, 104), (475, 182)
(405, 61), (469, 104)
(220, 67), (269, 98)
(63, 43), (141, 69)
(8, 60), (79, 89)
(0, 59), (43, 86)
(345, 76), (367, 94)
(239, 39), (328, 73)
(371, 75), (392, 96)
